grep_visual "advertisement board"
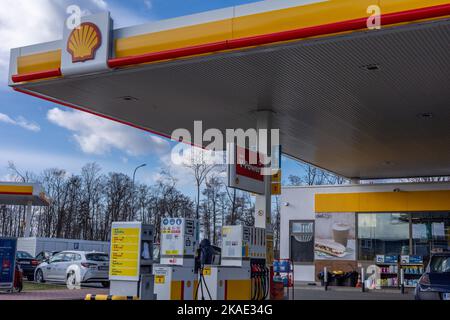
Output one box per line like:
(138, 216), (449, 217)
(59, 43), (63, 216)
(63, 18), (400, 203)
(0, 238), (17, 291)
(109, 222), (141, 281)
(228, 144), (265, 195)
(400, 255), (423, 265)
(376, 255), (399, 264)
(315, 213), (356, 261)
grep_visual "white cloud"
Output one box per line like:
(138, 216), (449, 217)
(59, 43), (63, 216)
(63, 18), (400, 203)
(153, 144), (225, 188)
(144, 0), (153, 10)
(0, 112), (41, 132)
(47, 107), (170, 156)
(0, 147), (144, 180)
(92, 0), (108, 10)
(0, 148), (90, 177)
(0, 0), (152, 85)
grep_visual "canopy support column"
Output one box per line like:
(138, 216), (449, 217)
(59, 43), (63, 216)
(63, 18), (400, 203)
(255, 110), (273, 230)
(24, 201), (32, 237)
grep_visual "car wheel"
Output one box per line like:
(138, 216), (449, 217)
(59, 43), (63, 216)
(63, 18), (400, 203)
(66, 271), (78, 289)
(35, 269), (45, 283)
(101, 281), (110, 288)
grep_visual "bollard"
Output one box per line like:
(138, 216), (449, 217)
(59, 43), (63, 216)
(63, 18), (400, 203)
(400, 268), (405, 294)
(361, 267), (365, 293)
(85, 294), (139, 301)
(324, 267), (328, 291)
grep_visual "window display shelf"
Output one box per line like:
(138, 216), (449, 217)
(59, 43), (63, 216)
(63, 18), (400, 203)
(380, 273), (398, 275)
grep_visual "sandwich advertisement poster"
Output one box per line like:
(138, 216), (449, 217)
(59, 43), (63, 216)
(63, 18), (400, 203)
(315, 213), (356, 261)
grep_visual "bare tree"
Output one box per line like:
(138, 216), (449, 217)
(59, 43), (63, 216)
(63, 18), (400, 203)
(183, 149), (218, 220)
(202, 175), (223, 245)
(288, 162), (348, 186)
(0, 161), (253, 245)
(272, 196), (281, 259)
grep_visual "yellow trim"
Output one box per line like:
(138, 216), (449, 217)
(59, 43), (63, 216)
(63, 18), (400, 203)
(170, 281), (183, 300)
(226, 280), (251, 300)
(193, 280), (199, 300)
(114, 0), (450, 59)
(89, 295), (109, 301)
(380, 0), (450, 14)
(17, 50), (61, 75)
(115, 19), (232, 58)
(111, 296), (139, 300)
(315, 190), (450, 213)
(232, 0), (376, 39)
(0, 185), (33, 194)
(84, 295), (139, 300)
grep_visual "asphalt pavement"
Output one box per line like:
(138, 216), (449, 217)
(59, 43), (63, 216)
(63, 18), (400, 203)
(289, 286), (414, 300)
(0, 282), (414, 301)
(0, 281), (108, 301)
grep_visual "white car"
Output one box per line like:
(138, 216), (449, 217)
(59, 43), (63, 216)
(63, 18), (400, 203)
(34, 251), (110, 288)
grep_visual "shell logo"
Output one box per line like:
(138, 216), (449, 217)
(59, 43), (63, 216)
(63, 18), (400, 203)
(67, 22), (102, 63)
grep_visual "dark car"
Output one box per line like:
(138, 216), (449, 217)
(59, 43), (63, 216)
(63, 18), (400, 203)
(16, 251), (40, 281)
(415, 253), (450, 300)
(35, 251), (60, 263)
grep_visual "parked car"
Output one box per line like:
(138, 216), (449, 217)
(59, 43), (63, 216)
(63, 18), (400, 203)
(35, 251), (60, 263)
(34, 251), (110, 288)
(415, 252), (450, 300)
(15, 251), (40, 281)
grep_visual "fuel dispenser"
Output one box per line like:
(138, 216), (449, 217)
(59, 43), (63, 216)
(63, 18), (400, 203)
(197, 225), (269, 300)
(109, 222), (155, 300)
(153, 218), (199, 300)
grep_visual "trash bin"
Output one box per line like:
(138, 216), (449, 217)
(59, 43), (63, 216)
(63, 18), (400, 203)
(271, 273), (285, 300)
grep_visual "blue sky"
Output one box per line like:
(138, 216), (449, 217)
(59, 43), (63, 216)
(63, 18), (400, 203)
(0, 0), (304, 196)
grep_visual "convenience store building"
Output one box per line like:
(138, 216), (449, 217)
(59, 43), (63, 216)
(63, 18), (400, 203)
(280, 182), (450, 285)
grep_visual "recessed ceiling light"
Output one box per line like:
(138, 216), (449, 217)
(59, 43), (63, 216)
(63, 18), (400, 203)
(360, 64), (380, 71)
(417, 112), (434, 119)
(118, 96), (139, 102)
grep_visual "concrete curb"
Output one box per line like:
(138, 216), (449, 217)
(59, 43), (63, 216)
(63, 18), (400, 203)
(293, 284), (413, 295)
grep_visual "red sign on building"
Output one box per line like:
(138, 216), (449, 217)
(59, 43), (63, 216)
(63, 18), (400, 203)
(228, 145), (266, 194)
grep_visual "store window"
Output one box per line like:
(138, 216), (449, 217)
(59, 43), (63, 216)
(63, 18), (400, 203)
(411, 212), (450, 261)
(357, 212), (450, 261)
(290, 221), (315, 263)
(357, 213), (410, 261)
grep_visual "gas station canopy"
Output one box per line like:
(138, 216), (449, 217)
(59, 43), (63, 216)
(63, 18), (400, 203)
(0, 183), (50, 206)
(8, 0), (450, 180)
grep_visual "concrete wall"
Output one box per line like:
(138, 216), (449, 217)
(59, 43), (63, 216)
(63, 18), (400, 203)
(18, 237), (110, 256)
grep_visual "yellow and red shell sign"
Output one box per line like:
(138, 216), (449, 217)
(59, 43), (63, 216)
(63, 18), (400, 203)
(67, 22), (102, 63)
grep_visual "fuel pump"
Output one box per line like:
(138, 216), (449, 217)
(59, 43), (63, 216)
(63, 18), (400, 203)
(198, 225), (268, 300)
(194, 239), (214, 300)
(153, 218), (199, 300)
(109, 222), (155, 300)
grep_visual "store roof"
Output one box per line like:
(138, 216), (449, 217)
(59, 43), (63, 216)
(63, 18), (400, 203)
(8, 0), (450, 180)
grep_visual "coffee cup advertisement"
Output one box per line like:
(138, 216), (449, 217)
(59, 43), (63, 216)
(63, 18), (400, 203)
(315, 213), (356, 260)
